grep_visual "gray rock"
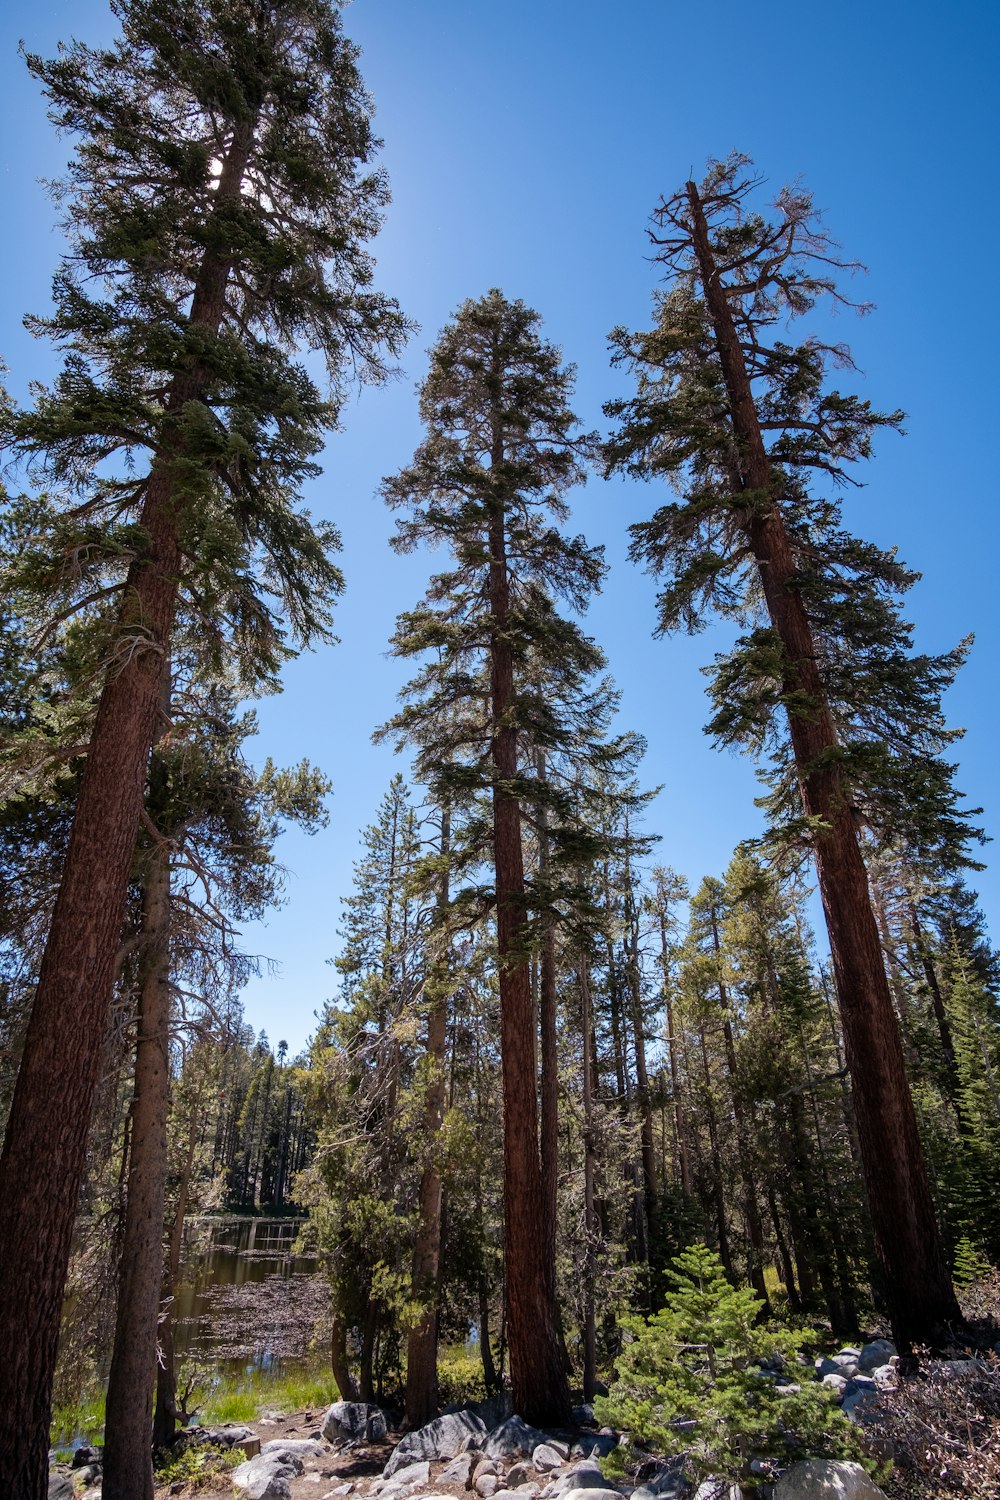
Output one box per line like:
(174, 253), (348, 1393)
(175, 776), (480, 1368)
(247, 1474), (293, 1500)
(477, 1477), (500, 1498)
(821, 1374), (848, 1395)
(483, 1418), (549, 1461)
(630, 1457), (688, 1500)
(570, 1435), (619, 1460)
(190, 1422), (258, 1451)
(323, 1402), (388, 1445)
(473, 1459), (499, 1482)
(260, 1439), (326, 1459)
(232, 1452), (303, 1500)
(857, 1339), (895, 1373)
(508, 1463), (535, 1487)
(872, 1364), (897, 1391)
(774, 1460), (886, 1499)
(384, 1460), (433, 1494)
(552, 1462), (606, 1495)
(558, 1490), (624, 1500)
(693, 1482), (742, 1500)
(48, 1477), (74, 1500)
(386, 1412), (488, 1476)
(493, 1491), (532, 1500)
(469, 1393), (516, 1429)
(533, 1444), (566, 1473)
(439, 1451), (479, 1487)
(572, 1405), (595, 1427)
(841, 1386), (880, 1423)
(815, 1355), (859, 1380)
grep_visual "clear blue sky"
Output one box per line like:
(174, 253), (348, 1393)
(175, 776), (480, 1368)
(2, 1), (998, 1052)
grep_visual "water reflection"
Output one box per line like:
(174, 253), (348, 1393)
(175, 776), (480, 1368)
(173, 1217), (321, 1374)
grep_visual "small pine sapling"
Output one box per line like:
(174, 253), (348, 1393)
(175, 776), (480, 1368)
(595, 1242), (867, 1492)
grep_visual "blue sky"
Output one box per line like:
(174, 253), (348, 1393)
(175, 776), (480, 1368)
(2, 0), (998, 1052)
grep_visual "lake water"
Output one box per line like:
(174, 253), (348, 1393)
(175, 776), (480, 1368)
(173, 1217), (325, 1373)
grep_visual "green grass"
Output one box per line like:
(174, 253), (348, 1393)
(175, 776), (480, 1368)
(50, 1390), (106, 1449)
(48, 1361), (339, 1450)
(198, 1362), (340, 1424)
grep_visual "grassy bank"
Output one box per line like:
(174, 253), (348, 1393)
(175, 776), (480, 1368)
(50, 1362), (340, 1452)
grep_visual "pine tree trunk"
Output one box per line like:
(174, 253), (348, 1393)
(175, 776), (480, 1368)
(709, 909), (770, 1309)
(330, 1312), (358, 1402)
(488, 485), (570, 1426)
(686, 179), (961, 1347)
(660, 911), (693, 1198)
(153, 1085), (202, 1450)
(102, 839), (172, 1500)
(357, 1296), (378, 1405)
(579, 957), (599, 1402)
(624, 868), (657, 1252)
(405, 809), (451, 1428)
(698, 1030), (733, 1278)
(0, 121), (256, 1495)
(535, 752), (560, 1281)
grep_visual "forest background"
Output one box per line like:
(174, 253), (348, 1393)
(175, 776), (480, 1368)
(2, 0), (998, 1055)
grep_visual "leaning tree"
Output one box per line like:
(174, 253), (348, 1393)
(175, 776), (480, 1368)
(606, 154), (978, 1345)
(0, 1), (406, 1490)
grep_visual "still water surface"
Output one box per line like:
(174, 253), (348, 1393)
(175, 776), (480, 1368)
(173, 1217), (321, 1373)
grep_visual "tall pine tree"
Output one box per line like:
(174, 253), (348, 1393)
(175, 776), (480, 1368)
(0, 3), (405, 1489)
(605, 154), (974, 1345)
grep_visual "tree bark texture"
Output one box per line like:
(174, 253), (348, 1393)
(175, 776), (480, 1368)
(0, 123), (256, 1496)
(685, 179), (961, 1347)
(102, 840), (172, 1500)
(488, 492), (571, 1427)
(579, 958), (599, 1402)
(405, 808), (451, 1428)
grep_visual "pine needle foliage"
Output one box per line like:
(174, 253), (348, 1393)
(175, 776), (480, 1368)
(596, 1242), (864, 1492)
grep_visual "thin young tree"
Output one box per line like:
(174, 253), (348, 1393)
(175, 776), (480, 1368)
(382, 289), (604, 1424)
(606, 153), (974, 1343)
(0, 2), (406, 1488)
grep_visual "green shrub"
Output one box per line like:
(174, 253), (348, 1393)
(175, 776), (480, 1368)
(154, 1442), (246, 1490)
(595, 1242), (868, 1492)
(437, 1344), (487, 1407)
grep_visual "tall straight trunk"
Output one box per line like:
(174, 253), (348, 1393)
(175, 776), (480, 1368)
(359, 1296), (379, 1405)
(578, 957), (599, 1402)
(698, 1030), (733, 1278)
(535, 751), (560, 1278)
(153, 1093), (200, 1450)
(686, 179), (961, 1347)
(908, 902), (964, 1120)
(103, 836), (171, 1500)
(708, 909), (770, 1309)
(767, 1188), (801, 1312)
(660, 930), (692, 1196)
(478, 1279), (499, 1395)
(0, 120), (257, 1495)
(405, 806), (452, 1428)
(487, 481), (570, 1427)
(623, 840), (657, 1247)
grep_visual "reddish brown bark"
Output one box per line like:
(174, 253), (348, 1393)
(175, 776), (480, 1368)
(0, 122), (255, 1495)
(578, 957), (599, 1402)
(405, 806), (451, 1428)
(686, 179), (961, 1346)
(488, 481), (571, 1426)
(102, 837), (172, 1500)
